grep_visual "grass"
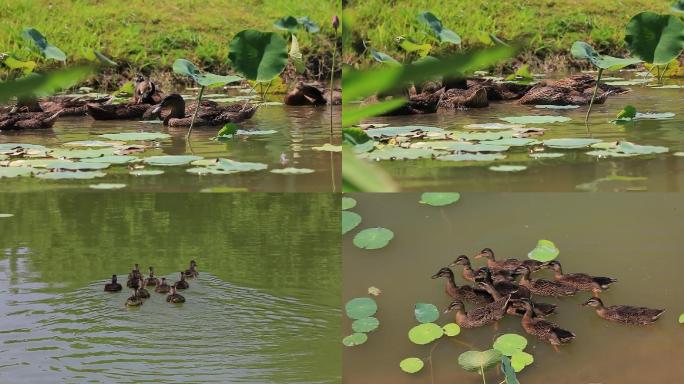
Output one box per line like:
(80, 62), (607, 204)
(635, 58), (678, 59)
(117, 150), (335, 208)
(343, 0), (673, 71)
(1, 0), (339, 85)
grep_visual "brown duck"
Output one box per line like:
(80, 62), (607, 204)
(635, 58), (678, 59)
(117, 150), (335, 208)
(476, 277), (556, 317)
(378, 89), (443, 116)
(581, 297), (665, 325)
(438, 86), (489, 109)
(284, 82), (328, 106)
(544, 260), (617, 296)
(184, 260), (198, 278)
(516, 265), (578, 297)
(431, 267), (492, 305)
(518, 74), (626, 105)
(104, 275), (122, 292)
(86, 75), (163, 120)
(149, 94), (257, 127)
(155, 277), (171, 294)
(12, 96), (108, 117)
(443, 294), (511, 329)
(0, 110), (62, 130)
(519, 300), (575, 351)
(474, 248), (543, 274)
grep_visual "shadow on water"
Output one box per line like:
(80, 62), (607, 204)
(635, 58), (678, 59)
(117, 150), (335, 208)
(0, 193), (341, 383)
(343, 193), (684, 383)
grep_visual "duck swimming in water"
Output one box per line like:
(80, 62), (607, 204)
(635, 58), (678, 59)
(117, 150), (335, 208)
(166, 286), (185, 303)
(148, 94), (257, 127)
(543, 260), (617, 296)
(174, 271), (189, 290)
(104, 275), (122, 292)
(0, 110), (62, 130)
(518, 74), (626, 105)
(126, 288), (144, 307)
(431, 267), (492, 305)
(184, 260), (198, 278)
(85, 75), (164, 120)
(126, 264), (142, 289)
(284, 82), (328, 106)
(137, 278), (150, 299)
(144, 267), (160, 287)
(581, 297), (664, 325)
(519, 300), (575, 351)
(155, 277), (171, 294)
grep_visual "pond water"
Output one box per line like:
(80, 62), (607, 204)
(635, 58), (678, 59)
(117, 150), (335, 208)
(1, 99), (340, 193)
(357, 81), (684, 192)
(343, 193), (684, 383)
(0, 193), (341, 383)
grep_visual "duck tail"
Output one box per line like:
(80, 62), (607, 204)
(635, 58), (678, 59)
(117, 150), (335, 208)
(593, 276), (617, 289)
(553, 327), (576, 343)
(652, 309), (666, 320)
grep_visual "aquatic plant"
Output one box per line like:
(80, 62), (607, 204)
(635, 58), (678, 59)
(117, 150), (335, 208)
(419, 192), (461, 207)
(528, 239), (560, 262)
(330, 15), (339, 134)
(274, 16), (320, 33)
(570, 41), (641, 123)
(416, 12), (461, 45)
(352, 227), (394, 250)
(343, 296), (379, 347)
(21, 28), (65, 62)
(0, 66), (93, 103)
(625, 12), (684, 82)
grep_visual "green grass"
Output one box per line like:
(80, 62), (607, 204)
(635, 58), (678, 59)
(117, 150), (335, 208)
(1, 0), (339, 81)
(343, 0), (672, 71)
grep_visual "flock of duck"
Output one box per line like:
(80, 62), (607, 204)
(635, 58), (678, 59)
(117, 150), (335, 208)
(0, 75), (338, 130)
(104, 260), (199, 307)
(432, 248), (665, 351)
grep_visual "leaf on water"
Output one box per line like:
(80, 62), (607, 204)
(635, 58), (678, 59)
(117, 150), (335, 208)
(353, 227), (394, 250)
(342, 211), (362, 235)
(604, 80), (651, 86)
(228, 30), (288, 82)
(511, 351), (534, 372)
(414, 303), (440, 323)
(529, 152), (565, 159)
(130, 169), (164, 176)
(312, 144), (342, 152)
(63, 140), (122, 147)
(542, 138), (602, 149)
(365, 125), (446, 139)
(437, 153), (506, 162)
(142, 155), (203, 166)
(236, 129), (278, 135)
(352, 317), (380, 333)
(358, 123), (389, 129)
(342, 196), (357, 210)
(489, 165), (527, 172)
(36, 171), (106, 180)
(89, 183), (126, 190)
(442, 323), (461, 336)
(419, 192), (461, 206)
(44, 160), (110, 170)
(634, 112), (675, 120)
(534, 105), (580, 109)
(493, 334), (528, 356)
(413, 141), (510, 153)
(345, 297), (378, 319)
(342, 333), (368, 347)
(214, 159), (268, 172)
(270, 167), (315, 174)
(0, 213), (14, 218)
(481, 138), (538, 146)
(99, 132), (171, 141)
(458, 349), (502, 372)
(88, 155), (138, 164)
(49, 148), (116, 159)
(528, 239), (560, 261)
(400, 357), (425, 374)
(499, 115), (571, 124)
(360, 147), (438, 161)
(368, 286), (382, 296)
(617, 105), (637, 119)
(464, 123), (525, 130)
(0, 167), (34, 178)
(408, 323), (443, 345)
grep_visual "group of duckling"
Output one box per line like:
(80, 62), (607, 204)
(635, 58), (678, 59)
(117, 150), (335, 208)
(432, 248), (665, 351)
(1, 74), (336, 130)
(104, 260), (199, 307)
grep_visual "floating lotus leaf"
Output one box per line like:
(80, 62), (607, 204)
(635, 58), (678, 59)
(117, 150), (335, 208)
(543, 138), (602, 149)
(342, 333), (368, 347)
(674, 152), (684, 157)
(8, 159), (51, 168)
(89, 155), (138, 164)
(37, 171), (106, 180)
(365, 125), (445, 138)
(215, 159), (268, 172)
(353, 227), (394, 250)
(342, 211), (362, 235)
(130, 169), (164, 176)
(100, 132), (171, 141)
(0, 213), (14, 218)
(482, 138), (538, 146)
(489, 165), (527, 172)
(634, 112), (675, 120)
(651, 84), (684, 89)
(89, 183), (126, 190)
(528, 239), (560, 261)
(442, 323), (461, 336)
(270, 167), (315, 174)
(415, 142), (510, 152)
(458, 349), (502, 372)
(414, 303), (440, 323)
(236, 129), (278, 135)
(342, 196), (357, 210)
(312, 143), (342, 152)
(604, 80), (651, 86)
(408, 323), (443, 345)
(0, 167), (34, 178)
(345, 297), (378, 319)
(44, 160), (110, 170)
(358, 123), (390, 129)
(363, 147), (438, 160)
(143, 155), (203, 166)
(49, 148), (117, 159)
(678, 313), (684, 323)
(453, 131), (515, 141)
(352, 317), (380, 333)
(63, 140), (121, 147)
(493, 334), (528, 356)
(438, 153), (506, 162)
(529, 152), (565, 159)
(419, 192), (461, 206)
(511, 351), (534, 372)
(535, 105), (580, 109)
(186, 167), (236, 175)
(463, 123), (525, 130)
(399, 357), (424, 374)
(625, 12), (684, 65)
(585, 150), (637, 158)
(615, 142), (669, 155)
(500, 116), (571, 124)
(571, 41), (642, 70)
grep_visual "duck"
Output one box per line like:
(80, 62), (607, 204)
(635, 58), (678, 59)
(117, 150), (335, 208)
(519, 300), (575, 351)
(166, 286), (186, 304)
(474, 268), (524, 297)
(581, 297), (665, 325)
(476, 278), (556, 318)
(467, 78), (531, 101)
(437, 85), (489, 109)
(431, 267), (492, 305)
(443, 294), (511, 329)
(0, 110), (62, 130)
(379, 89), (443, 116)
(474, 248), (543, 274)
(284, 82), (328, 106)
(184, 260), (198, 278)
(174, 271), (189, 290)
(104, 275), (122, 292)
(126, 264), (142, 289)
(133, 75), (163, 105)
(449, 255), (479, 282)
(144, 267), (160, 287)
(148, 94), (257, 127)
(85, 75), (163, 120)
(543, 260), (617, 296)
(11, 96), (108, 117)
(126, 288), (144, 307)
(516, 265), (578, 297)
(155, 277), (171, 294)
(518, 74), (626, 105)
(137, 278), (151, 299)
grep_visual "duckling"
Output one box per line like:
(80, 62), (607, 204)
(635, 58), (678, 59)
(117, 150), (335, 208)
(449, 255), (478, 282)
(184, 260), (198, 278)
(474, 248), (544, 274)
(126, 288), (144, 307)
(474, 268), (524, 297)
(516, 265), (578, 297)
(137, 278), (150, 299)
(166, 286), (186, 304)
(126, 264), (142, 289)
(144, 267), (160, 287)
(438, 85), (489, 109)
(477, 279), (556, 317)
(519, 300), (575, 351)
(431, 267), (492, 305)
(284, 82), (327, 106)
(581, 297), (665, 325)
(149, 94), (257, 127)
(443, 294), (510, 329)
(544, 260), (617, 296)
(133, 75), (163, 105)
(174, 272), (189, 290)
(155, 277), (171, 294)
(104, 274), (122, 292)
(0, 110), (62, 130)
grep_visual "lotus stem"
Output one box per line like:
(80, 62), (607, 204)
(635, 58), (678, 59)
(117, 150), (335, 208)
(329, 29), (337, 136)
(480, 366), (487, 384)
(187, 85), (205, 138)
(584, 68), (603, 124)
(659, 63), (669, 84)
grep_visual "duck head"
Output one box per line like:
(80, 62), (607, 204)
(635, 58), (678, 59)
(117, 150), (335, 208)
(150, 94), (185, 124)
(581, 297), (604, 308)
(111, 274), (118, 283)
(449, 255), (470, 267)
(443, 299), (464, 314)
(543, 260), (562, 272)
(474, 248), (494, 260)
(431, 267), (453, 279)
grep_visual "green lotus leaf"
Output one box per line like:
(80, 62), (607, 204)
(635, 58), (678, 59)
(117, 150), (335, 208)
(417, 12), (461, 44)
(228, 30), (288, 82)
(88, 155), (138, 164)
(142, 155), (203, 166)
(342, 333), (368, 347)
(571, 41), (641, 70)
(360, 147), (438, 161)
(493, 334), (528, 356)
(437, 153), (506, 162)
(499, 115), (571, 124)
(49, 148), (116, 159)
(345, 297), (378, 319)
(529, 152), (565, 159)
(353, 227), (394, 250)
(543, 138), (602, 149)
(173, 59), (243, 87)
(414, 303), (440, 323)
(535, 105), (580, 109)
(464, 123), (524, 130)
(99, 132), (171, 141)
(36, 171), (106, 180)
(625, 12), (684, 65)
(458, 349), (502, 372)
(408, 323), (443, 345)
(130, 169), (164, 176)
(342, 196), (357, 210)
(22, 28), (66, 61)
(370, 49), (400, 64)
(44, 160), (110, 170)
(528, 239), (560, 261)
(419, 192), (461, 206)
(89, 183), (126, 190)
(0, 213), (14, 218)
(399, 357), (424, 374)
(442, 323), (461, 336)
(365, 125), (445, 138)
(352, 317), (380, 333)
(489, 165), (527, 172)
(0, 167), (34, 178)
(342, 211), (362, 235)
(270, 167), (315, 174)
(511, 351), (534, 372)
(312, 144), (342, 152)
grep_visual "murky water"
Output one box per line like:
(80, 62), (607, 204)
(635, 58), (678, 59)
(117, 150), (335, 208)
(359, 82), (684, 191)
(0, 193), (341, 383)
(343, 193), (684, 383)
(1, 101), (340, 192)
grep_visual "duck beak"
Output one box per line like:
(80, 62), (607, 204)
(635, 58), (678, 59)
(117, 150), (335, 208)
(473, 252), (484, 259)
(442, 308), (451, 314)
(448, 261), (457, 267)
(431, 272), (441, 279)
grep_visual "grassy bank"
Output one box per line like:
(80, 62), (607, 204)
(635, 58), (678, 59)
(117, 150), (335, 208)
(343, 0), (672, 72)
(1, 0), (339, 88)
